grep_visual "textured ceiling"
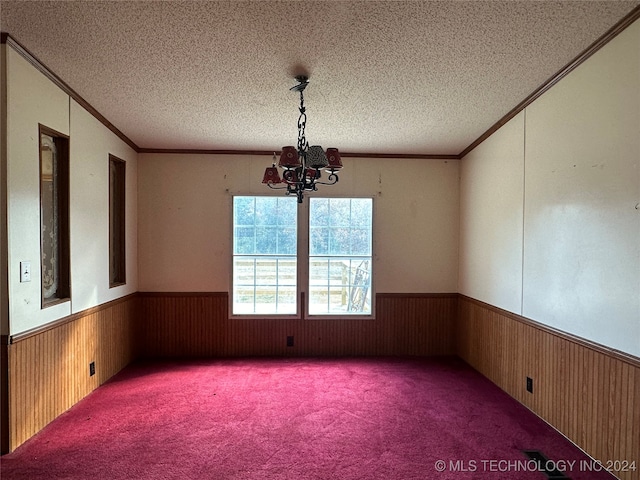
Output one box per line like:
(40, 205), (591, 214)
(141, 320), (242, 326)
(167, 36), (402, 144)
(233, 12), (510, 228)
(1, 0), (639, 156)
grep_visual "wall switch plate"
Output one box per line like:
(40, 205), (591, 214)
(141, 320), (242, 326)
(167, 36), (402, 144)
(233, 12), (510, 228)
(20, 261), (31, 282)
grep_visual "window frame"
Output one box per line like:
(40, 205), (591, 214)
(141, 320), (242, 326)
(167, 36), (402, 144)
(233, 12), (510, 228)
(229, 194), (375, 320)
(230, 195), (301, 318)
(306, 196), (374, 319)
(38, 124), (71, 308)
(108, 154), (126, 288)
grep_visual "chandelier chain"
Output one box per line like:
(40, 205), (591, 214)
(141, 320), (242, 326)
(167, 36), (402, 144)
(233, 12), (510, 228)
(297, 90), (308, 155)
(262, 75), (341, 203)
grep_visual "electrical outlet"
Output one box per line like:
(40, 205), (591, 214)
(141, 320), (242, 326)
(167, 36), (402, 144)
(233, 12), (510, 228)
(20, 261), (31, 282)
(286, 336), (294, 347)
(89, 362), (96, 377)
(526, 376), (533, 393)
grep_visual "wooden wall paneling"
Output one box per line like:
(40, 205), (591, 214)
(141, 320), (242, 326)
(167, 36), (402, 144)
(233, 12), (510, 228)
(585, 348), (596, 457)
(137, 293), (457, 358)
(177, 295), (208, 356)
(576, 341), (587, 448)
(601, 353), (611, 463)
(457, 296), (640, 480)
(7, 295), (137, 451)
(511, 318), (525, 403)
(567, 341), (577, 444)
(611, 357), (625, 463)
(543, 332), (554, 426)
(1, 336), (8, 454)
(139, 293), (228, 358)
(592, 349), (603, 458)
(633, 366), (640, 472)
(95, 299), (136, 381)
(380, 294), (457, 357)
(140, 294), (176, 357)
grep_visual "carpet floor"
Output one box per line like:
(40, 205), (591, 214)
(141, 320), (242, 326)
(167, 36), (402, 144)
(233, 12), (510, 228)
(0, 357), (615, 479)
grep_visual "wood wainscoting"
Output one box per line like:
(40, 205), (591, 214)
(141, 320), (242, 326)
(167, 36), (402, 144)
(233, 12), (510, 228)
(138, 292), (457, 358)
(457, 295), (640, 480)
(5, 294), (138, 452)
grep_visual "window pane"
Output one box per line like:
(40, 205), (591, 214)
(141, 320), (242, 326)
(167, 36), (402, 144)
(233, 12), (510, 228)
(351, 198), (373, 226)
(255, 258), (277, 283)
(328, 199), (350, 227)
(256, 226), (277, 254)
(232, 256), (297, 314)
(277, 286), (297, 313)
(309, 258), (329, 286)
(232, 196), (297, 315)
(309, 198), (372, 315)
(255, 197), (277, 225)
(109, 155), (126, 287)
(350, 228), (372, 256)
(309, 226), (329, 255)
(310, 198), (373, 257)
(41, 135), (58, 300)
(276, 259), (297, 285)
(233, 196), (371, 317)
(234, 197), (254, 225)
(329, 228), (351, 255)
(277, 227), (297, 255)
(40, 128), (70, 306)
(310, 198), (329, 226)
(234, 285), (256, 314)
(234, 226), (255, 254)
(233, 258), (256, 285)
(276, 197), (298, 225)
(308, 257), (372, 314)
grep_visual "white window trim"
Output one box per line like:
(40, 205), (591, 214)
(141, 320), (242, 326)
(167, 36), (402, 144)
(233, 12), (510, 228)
(229, 194), (375, 320)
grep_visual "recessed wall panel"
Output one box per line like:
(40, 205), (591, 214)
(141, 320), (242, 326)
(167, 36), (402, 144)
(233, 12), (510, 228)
(459, 112), (524, 314)
(6, 46), (71, 333)
(523, 20), (640, 357)
(69, 101), (137, 313)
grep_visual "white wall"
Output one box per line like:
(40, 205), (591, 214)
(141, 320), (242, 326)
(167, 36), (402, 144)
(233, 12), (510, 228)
(522, 19), (639, 355)
(69, 100), (137, 313)
(460, 19), (640, 357)
(459, 112), (524, 314)
(138, 154), (460, 294)
(6, 45), (71, 331)
(4, 44), (138, 335)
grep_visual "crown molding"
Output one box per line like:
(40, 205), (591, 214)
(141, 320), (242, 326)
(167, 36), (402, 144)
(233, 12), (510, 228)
(1, 33), (139, 152)
(137, 148), (460, 160)
(4, 3), (640, 160)
(458, 4), (640, 159)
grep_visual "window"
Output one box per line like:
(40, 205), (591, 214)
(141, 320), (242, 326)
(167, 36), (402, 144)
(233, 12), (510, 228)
(233, 196), (298, 314)
(109, 155), (126, 287)
(232, 196), (373, 317)
(39, 125), (70, 307)
(309, 198), (372, 315)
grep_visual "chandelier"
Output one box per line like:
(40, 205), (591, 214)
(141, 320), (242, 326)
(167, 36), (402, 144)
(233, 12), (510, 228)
(262, 75), (342, 203)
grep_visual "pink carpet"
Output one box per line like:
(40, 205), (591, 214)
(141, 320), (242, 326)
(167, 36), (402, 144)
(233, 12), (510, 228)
(0, 357), (615, 479)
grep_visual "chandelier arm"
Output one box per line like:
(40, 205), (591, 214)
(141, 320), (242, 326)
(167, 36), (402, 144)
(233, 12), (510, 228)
(313, 174), (339, 186)
(281, 168), (307, 187)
